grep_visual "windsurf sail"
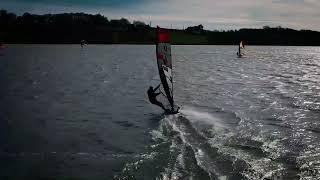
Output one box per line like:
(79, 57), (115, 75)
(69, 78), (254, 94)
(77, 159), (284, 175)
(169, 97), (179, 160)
(240, 41), (244, 49)
(156, 27), (175, 111)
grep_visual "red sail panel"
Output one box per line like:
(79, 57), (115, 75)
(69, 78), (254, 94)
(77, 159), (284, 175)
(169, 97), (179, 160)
(157, 28), (170, 43)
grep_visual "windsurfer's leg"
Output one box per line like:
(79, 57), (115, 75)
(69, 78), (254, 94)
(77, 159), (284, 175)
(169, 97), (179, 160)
(176, 106), (180, 112)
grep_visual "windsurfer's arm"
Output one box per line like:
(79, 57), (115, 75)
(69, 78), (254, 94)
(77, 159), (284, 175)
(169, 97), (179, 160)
(154, 84), (161, 91)
(155, 92), (161, 96)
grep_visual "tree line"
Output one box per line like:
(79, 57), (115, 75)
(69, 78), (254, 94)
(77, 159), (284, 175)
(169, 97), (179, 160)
(1, 10), (320, 45)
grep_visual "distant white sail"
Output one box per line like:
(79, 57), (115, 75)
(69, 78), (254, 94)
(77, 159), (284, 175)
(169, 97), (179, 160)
(240, 41), (244, 49)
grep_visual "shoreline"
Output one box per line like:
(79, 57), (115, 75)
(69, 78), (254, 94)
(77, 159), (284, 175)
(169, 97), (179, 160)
(2, 43), (320, 46)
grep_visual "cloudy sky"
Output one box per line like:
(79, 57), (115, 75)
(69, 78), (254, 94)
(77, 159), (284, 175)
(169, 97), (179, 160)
(1, 0), (320, 31)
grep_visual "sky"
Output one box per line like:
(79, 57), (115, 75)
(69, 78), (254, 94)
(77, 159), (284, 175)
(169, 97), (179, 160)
(1, 0), (320, 31)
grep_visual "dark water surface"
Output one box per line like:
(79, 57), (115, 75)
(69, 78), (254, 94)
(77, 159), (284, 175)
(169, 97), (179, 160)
(1, 45), (320, 180)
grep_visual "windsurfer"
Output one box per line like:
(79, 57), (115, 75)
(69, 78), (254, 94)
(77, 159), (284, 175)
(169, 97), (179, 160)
(80, 40), (86, 48)
(147, 85), (170, 112)
(237, 40), (245, 57)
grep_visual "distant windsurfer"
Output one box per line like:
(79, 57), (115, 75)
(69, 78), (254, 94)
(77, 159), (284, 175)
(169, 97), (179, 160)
(237, 40), (245, 57)
(147, 85), (170, 113)
(80, 40), (86, 48)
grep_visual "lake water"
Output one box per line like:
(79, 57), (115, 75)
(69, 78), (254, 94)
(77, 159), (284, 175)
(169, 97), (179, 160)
(1, 45), (320, 180)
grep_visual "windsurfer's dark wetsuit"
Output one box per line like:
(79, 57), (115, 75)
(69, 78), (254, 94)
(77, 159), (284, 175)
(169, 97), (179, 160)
(147, 85), (169, 112)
